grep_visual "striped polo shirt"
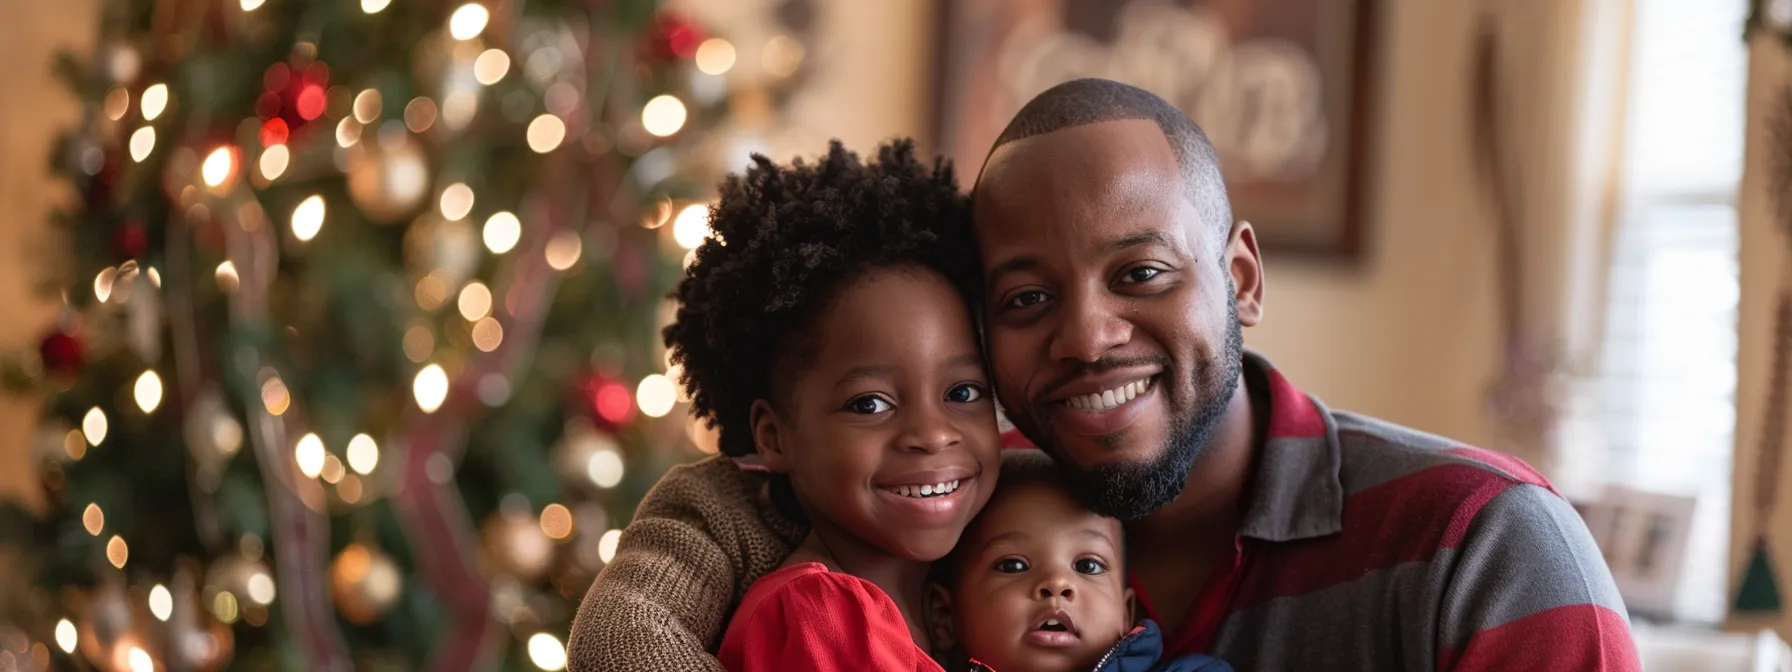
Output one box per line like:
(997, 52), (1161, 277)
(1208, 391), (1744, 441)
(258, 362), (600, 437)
(1104, 353), (1638, 670)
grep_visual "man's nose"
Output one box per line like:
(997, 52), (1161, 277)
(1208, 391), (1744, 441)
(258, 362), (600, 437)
(1048, 290), (1130, 364)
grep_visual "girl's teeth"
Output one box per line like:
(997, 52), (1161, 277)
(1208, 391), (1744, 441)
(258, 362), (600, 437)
(890, 479), (960, 499)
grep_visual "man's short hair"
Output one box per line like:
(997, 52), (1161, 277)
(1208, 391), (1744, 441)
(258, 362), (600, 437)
(978, 78), (1233, 246)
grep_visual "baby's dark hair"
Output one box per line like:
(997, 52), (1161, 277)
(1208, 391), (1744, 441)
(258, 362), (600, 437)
(663, 138), (980, 457)
(931, 450), (1093, 587)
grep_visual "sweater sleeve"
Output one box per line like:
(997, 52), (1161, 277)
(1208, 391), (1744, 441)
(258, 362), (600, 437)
(567, 457), (805, 672)
(717, 570), (936, 672)
(1435, 483), (1641, 671)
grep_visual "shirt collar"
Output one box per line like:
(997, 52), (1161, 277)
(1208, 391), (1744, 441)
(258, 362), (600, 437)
(1236, 350), (1345, 542)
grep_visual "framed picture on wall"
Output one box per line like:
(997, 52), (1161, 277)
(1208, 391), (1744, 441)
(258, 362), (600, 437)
(933, 0), (1380, 259)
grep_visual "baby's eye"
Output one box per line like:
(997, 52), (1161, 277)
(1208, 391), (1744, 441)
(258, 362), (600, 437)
(1073, 557), (1107, 575)
(847, 395), (893, 414)
(945, 383), (986, 404)
(994, 558), (1028, 574)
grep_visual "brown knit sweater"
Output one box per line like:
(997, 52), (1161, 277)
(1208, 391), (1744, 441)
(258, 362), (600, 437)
(567, 456), (806, 671)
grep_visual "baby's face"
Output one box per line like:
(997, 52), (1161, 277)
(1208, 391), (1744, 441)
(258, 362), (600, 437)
(950, 483), (1131, 672)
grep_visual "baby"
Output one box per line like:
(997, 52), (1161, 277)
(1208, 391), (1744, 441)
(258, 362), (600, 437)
(929, 451), (1231, 672)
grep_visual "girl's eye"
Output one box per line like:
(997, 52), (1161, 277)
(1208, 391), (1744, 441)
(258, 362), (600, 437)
(1005, 290), (1049, 309)
(946, 383), (986, 404)
(847, 396), (893, 415)
(994, 558), (1028, 574)
(1073, 557), (1108, 575)
(1121, 267), (1162, 284)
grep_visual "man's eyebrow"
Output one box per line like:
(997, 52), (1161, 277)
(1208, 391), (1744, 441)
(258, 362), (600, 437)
(1101, 229), (1172, 253)
(984, 256), (1039, 288)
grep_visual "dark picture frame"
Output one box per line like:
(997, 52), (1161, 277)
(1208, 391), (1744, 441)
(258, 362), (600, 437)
(932, 0), (1380, 260)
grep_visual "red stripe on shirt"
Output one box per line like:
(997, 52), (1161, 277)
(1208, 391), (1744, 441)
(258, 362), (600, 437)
(1443, 446), (1556, 493)
(1239, 464), (1513, 606)
(1438, 604), (1640, 671)
(1264, 367), (1327, 439)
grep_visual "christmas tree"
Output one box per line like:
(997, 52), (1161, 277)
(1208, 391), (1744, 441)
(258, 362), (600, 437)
(0, 0), (807, 669)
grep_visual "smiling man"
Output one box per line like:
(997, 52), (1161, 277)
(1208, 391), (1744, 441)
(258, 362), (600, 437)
(567, 79), (1640, 671)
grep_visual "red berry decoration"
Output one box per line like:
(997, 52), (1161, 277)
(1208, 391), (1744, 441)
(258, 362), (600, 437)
(39, 331), (84, 377)
(581, 375), (636, 431)
(643, 11), (706, 62)
(112, 220), (150, 260)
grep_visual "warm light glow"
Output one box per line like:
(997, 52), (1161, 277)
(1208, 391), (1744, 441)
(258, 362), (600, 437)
(405, 97), (438, 133)
(321, 454), (346, 484)
(694, 39), (737, 75)
(597, 529), (622, 563)
(246, 572), (276, 605)
(762, 35), (806, 78)
(83, 503), (104, 535)
(527, 115), (566, 153)
(636, 374), (677, 418)
(202, 147), (234, 187)
(458, 281), (492, 321)
(440, 182), (475, 220)
(83, 407), (108, 447)
(415, 274), (450, 311)
(259, 144), (290, 180)
(212, 591), (239, 623)
(483, 211), (521, 254)
(346, 433), (379, 474)
(105, 87), (130, 121)
(474, 49), (510, 85)
(587, 449), (623, 488)
(215, 261), (241, 293)
(260, 374), (291, 415)
(295, 433), (326, 478)
(472, 317), (504, 352)
(539, 503), (574, 540)
(672, 204), (711, 249)
(329, 117), (359, 150)
(528, 633), (568, 671)
(54, 620), (76, 654)
(129, 127), (156, 162)
(149, 584), (173, 621)
(240, 0), (266, 11)
(65, 430), (87, 460)
(545, 230), (582, 271)
(353, 89), (382, 124)
(96, 266), (117, 302)
(361, 0), (390, 13)
(403, 324), (435, 361)
(147, 266), (161, 288)
(141, 83), (169, 120)
(414, 364), (450, 413)
(448, 3), (490, 40)
(338, 474), (364, 503)
(441, 91), (477, 130)
(107, 535), (128, 568)
(292, 195), (325, 242)
(128, 647), (153, 672)
(641, 95), (687, 137)
(134, 370), (163, 413)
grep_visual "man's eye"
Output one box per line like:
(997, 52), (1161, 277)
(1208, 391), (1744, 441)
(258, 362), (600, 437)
(1005, 291), (1049, 309)
(1073, 557), (1107, 575)
(847, 396), (893, 414)
(1122, 267), (1162, 284)
(946, 383), (986, 404)
(994, 558), (1028, 573)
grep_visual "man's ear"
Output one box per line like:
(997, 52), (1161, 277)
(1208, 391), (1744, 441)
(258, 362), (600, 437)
(749, 399), (792, 473)
(1225, 221), (1265, 327)
(925, 581), (958, 652)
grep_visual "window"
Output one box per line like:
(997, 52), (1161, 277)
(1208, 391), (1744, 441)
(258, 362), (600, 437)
(1598, 0), (1747, 624)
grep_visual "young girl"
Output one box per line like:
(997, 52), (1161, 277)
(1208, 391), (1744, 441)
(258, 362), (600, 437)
(662, 139), (1001, 671)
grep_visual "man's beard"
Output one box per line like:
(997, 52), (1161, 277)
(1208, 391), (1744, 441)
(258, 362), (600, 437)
(1034, 297), (1245, 520)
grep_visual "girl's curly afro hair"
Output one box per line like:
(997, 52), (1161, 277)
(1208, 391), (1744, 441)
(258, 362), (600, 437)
(664, 138), (981, 458)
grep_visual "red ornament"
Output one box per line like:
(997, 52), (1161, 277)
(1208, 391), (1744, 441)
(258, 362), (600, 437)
(39, 331), (83, 377)
(112, 220), (149, 260)
(643, 11), (706, 62)
(581, 376), (637, 430)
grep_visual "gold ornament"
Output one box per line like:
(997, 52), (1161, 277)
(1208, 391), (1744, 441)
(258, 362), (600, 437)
(553, 418), (623, 487)
(481, 510), (555, 582)
(203, 547), (276, 624)
(75, 577), (150, 672)
(404, 214), (481, 289)
(329, 542), (403, 625)
(184, 388), (243, 492)
(346, 134), (430, 223)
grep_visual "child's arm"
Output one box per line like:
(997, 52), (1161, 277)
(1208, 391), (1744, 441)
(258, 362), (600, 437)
(567, 457), (805, 671)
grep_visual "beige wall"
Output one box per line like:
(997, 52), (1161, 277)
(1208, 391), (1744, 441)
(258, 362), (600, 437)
(0, 0), (98, 504)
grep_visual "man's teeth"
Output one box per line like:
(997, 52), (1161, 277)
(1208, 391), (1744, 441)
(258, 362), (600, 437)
(1066, 378), (1151, 412)
(890, 479), (961, 499)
